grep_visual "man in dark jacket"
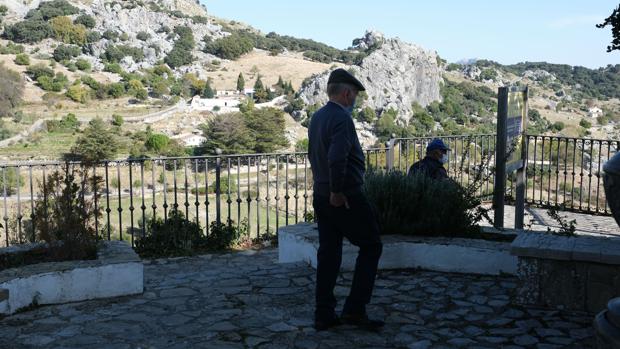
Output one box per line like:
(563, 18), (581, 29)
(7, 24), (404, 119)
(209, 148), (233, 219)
(308, 68), (384, 331)
(408, 138), (450, 180)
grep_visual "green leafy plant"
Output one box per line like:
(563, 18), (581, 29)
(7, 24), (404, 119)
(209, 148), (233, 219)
(31, 164), (100, 262)
(364, 170), (489, 237)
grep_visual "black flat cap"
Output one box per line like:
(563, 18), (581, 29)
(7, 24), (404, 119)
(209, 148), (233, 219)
(327, 68), (366, 91)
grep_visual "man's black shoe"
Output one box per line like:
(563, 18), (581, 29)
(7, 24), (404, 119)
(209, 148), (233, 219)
(341, 313), (385, 331)
(314, 316), (341, 331)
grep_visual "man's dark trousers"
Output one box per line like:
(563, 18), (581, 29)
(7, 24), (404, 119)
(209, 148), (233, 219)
(313, 190), (383, 320)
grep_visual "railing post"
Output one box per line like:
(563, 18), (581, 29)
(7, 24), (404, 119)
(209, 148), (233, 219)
(386, 134), (396, 172)
(215, 148), (222, 226)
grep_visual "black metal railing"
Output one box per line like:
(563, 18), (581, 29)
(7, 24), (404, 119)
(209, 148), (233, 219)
(0, 148), (390, 248)
(524, 135), (619, 215)
(388, 134), (497, 200)
(0, 133), (616, 247)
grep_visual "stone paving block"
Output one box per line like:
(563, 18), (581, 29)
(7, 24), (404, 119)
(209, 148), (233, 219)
(0, 248), (598, 348)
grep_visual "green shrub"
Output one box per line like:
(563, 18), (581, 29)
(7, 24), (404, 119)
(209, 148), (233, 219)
(25, 0), (78, 21)
(145, 133), (170, 152)
(205, 219), (247, 251)
(102, 29), (118, 41)
(74, 14), (96, 29)
(53, 44), (81, 62)
(134, 210), (206, 258)
(363, 171), (487, 237)
(206, 177), (237, 194)
(107, 82), (125, 98)
(103, 62), (123, 74)
(47, 113), (80, 132)
(579, 118), (592, 128)
(25, 64), (54, 80)
(550, 121), (565, 132)
(66, 84), (89, 103)
(75, 58), (91, 71)
(86, 31), (101, 43)
(81, 75), (100, 90)
(37, 72), (69, 92)
(3, 20), (53, 43)
(111, 114), (124, 126)
(136, 31), (151, 41)
(50, 16), (86, 45)
(0, 42), (25, 54)
(14, 53), (30, 65)
(103, 45), (144, 63)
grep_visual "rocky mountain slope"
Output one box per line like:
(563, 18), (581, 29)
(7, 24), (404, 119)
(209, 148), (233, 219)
(297, 31), (443, 124)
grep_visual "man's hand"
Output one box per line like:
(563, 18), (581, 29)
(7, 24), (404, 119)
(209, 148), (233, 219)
(330, 192), (350, 209)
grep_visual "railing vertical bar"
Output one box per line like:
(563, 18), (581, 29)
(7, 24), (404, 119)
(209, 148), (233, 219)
(562, 140), (569, 208)
(129, 161), (135, 247)
(275, 155), (280, 233)
(227, 158), (232, 223)
(151, 160), (157, 220)
(246, 156), (251, 234)
(539, 137), (545, 205)
(204, 158), (210, 236)
(162, 160), (168, 222)
(237, 157), (241, 231)
(16, 166), (22, 244)
(266, 155), (271, 235)
(596, 140), (602, 213)
(116, 162), (123, 241)
(3, 167), (8, 246)
(104, 162), (111, 240)
(183, 159), (190, 219)
(285, 155), (290, 226)
(29, 166), (35, 242)
(256, 155), (261, 239)
(194, 159), (200, 226)
(303, 155), (308, 221)
(173, 159), (178, 212)
(571, 139), (577, 211)
(90, 165), (97, 239)
(294, 155), (299, 224)
(587, 140), (594, 212)
(579, 139), (585, 211)
(140, 161), (146, 239)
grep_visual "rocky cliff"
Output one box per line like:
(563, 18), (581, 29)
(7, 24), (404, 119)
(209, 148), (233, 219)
(297, 31), (443, 124)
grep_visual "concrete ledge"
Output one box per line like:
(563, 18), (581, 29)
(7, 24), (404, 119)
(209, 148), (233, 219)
(278, 223), (517, 276)
(510, 232), (620, 264)
(0, 241), (143, 315)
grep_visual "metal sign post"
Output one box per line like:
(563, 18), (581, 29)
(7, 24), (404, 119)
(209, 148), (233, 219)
(494, 86), (528, 229)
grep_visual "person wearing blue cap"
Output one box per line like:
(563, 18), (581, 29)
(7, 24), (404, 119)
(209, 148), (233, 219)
(408, 138), (450, 180)
(308, 68), (384, 331)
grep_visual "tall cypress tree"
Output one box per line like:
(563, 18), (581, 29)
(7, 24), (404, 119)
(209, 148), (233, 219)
(236, 72), (245, 91)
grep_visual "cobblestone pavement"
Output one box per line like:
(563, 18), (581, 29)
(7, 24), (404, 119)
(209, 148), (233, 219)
(0, 249), (595, 349)
(483, 205), (619, 236)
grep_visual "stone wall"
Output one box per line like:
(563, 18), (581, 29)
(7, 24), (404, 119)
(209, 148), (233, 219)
(511, 232), (620, 313)
(0, 241), (143, 315)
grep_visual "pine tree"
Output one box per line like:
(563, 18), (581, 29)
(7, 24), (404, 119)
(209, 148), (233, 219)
(236, 72), (245, 91)
(253, 75), (268, 103)
(202, 79), (215, 98)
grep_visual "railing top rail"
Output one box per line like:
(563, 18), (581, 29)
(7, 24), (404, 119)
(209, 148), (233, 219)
(391, 134), (497, 142)
(525, 134), (620, 144)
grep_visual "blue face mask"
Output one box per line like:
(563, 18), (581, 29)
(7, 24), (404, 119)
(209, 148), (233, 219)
(346, 92), (356, 114)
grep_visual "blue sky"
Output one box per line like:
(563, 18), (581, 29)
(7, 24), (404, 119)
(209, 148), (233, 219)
(204, 0), (620, 69)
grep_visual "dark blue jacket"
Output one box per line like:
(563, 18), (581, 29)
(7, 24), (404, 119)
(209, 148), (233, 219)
(407, 156), (448, 180)
(308, 101), (365, 196)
